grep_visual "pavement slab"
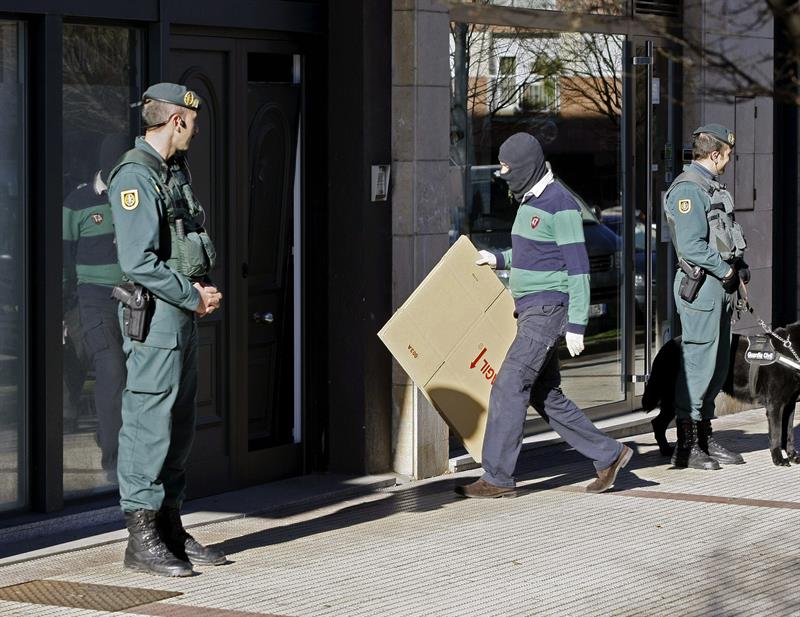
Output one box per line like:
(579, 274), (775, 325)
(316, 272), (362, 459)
(1, 407), (799, 616)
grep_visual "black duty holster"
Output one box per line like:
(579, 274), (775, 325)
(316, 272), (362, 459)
(111, 282), (153, 342)
(678, 257), (706, 303)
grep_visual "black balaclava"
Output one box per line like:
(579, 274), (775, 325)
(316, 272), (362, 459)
(498, 132), (547, 203)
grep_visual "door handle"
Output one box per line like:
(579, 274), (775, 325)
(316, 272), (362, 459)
(252, 311), (274, 324)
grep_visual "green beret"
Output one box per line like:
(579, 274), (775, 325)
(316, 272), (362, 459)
(692, 123), (735, 148)
(140, 82), (202, 110)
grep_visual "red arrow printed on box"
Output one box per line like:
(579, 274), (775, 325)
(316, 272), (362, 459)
(470, 347), (497, 384)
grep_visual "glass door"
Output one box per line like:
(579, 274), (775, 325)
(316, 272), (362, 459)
(448, 20), (680, 448)
(449, 24), (630, 432)
(538, 31), (628, 418)
(629, 37), (678, 398)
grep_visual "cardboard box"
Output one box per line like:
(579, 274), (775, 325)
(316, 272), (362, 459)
(378, 236), (517, 462)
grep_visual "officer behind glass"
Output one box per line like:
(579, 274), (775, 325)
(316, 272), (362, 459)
(664, 124), (749, 470)
(108, 83), (225, 577)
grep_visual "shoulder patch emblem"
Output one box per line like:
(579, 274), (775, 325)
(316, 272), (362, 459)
(530, 216), (540, 229)
(121, 189), (139, 211)
(91, 213), (103, 225)
(678, 199), (692, 214)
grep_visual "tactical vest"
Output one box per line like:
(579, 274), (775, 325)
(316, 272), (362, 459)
(664, 167), (746, 263)
(109, 148), (216, 279)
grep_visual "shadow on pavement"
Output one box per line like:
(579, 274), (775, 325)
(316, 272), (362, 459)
(216, 477), (466, 556)
(2, 423), (786, 562)
(215, 423), (794, 557)
(512, 441), (660, 492)
(0, 476), (391, 561)
(713, 427), (786, 454)
(216, 441), (665, 557)
(221, 425), (788, 555)
(632, 426), (792, 458)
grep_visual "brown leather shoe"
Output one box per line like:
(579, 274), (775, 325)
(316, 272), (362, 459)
(455, 478), (516, 499)
(585, 445), (633, 494)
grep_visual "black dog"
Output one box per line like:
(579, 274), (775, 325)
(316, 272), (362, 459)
(642, 324), (800, 466)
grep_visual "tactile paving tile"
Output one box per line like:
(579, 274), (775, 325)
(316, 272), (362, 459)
(0, 580), (181, 612)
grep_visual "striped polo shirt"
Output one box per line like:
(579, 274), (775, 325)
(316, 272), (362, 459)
(492, 180), (590, 335)
(63, 182), (124, 291)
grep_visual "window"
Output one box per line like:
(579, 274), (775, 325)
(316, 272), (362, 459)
(453, 0), (627, 16)
(61, 24), (142, 498)
(0, 20), (27, 513)
(497, 56), (517, 108)
(521, 76), (559, 112)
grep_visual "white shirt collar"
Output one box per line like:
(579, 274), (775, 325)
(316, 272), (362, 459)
(523, 162), (554, 201)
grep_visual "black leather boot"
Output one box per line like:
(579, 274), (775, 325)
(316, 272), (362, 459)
(671, 419), (720, 470)
(157, 506), (227, 566)
(123, 510), (194, 577)
(651, 413), (674, 456)
(698, 419), (745, 465)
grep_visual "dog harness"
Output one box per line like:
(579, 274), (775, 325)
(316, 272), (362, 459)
(744, 330), (800, 398)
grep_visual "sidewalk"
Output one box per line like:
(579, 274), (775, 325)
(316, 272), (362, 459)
(1, 407), (799, 616)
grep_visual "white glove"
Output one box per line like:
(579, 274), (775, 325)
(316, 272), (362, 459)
(565, 332), (584, 357)
(476, 250), (497, 269)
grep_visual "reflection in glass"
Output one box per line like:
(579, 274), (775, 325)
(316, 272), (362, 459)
(0, 21), (26, 513)
(456, 0), (627, 17)
(62, 24), (141, 497)
(450, 24), (625, 417)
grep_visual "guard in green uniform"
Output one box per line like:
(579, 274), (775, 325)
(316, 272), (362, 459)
(109, 83), (225, 577)
(664, 124), (749, 470)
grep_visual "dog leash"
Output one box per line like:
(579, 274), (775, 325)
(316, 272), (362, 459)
(738, 282), (800, 367)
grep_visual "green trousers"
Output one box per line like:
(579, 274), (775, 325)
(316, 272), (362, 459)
(117, 298), (198, 512)
(673, 271), (732, 422)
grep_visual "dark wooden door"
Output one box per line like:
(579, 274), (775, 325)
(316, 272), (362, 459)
(237, 43), (303, 481)
(169, 37), (234, 495)
(169, 35), (304, 491)
(246, 81), (300, 451)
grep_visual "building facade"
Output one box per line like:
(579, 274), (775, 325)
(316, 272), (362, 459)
(0, 0), (795, 518)
(390, 0), (794, 477)
(0, 0), (341, 516)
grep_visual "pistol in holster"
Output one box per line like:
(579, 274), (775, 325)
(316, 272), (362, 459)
(677, 257), (706, 303)
(111, 282), (153, 342)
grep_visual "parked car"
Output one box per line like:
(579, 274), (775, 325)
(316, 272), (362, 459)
(599, 206), (657, 318)
(468, 165), (620, 322)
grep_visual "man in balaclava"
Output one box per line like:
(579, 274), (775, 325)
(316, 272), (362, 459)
(456, 132), (633, 498)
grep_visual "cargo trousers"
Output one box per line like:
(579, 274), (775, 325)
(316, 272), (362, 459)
(117, 298), (198, 512)
(481, 304), (624, 488)
(673, 271), (732, 422)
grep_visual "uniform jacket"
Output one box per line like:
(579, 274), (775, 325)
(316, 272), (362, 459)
(108, 137), (201, 312)
(664, 162), (731, 279)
